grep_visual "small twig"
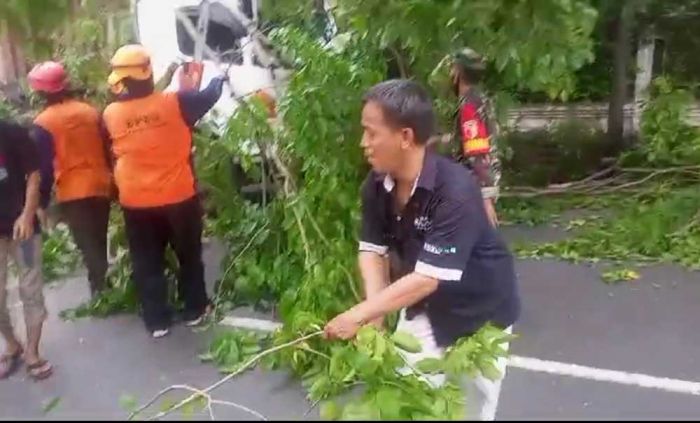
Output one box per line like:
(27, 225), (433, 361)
(396, 353), (438, 390)
(303, 381), (366, 418)
(304, 399), (322, 417)
(213, 223), (269, 309)
(672, 209), (700, 235)
(593, 170), (666, 194)
(138, 331), (324, 421)
(303, 202), (331, 247)
(388, 44), (409, 78)
(207, 402), (216, 420)
(210, 400), (268, 421)
(340, 265), (362, 302)
(265, 147), (313, 266)
(572, 166), (617, 185)
(620, 165), (700, 174)
(299, 346), (332, 361)
(129, 385), (192, 419)
(292, 205), (313, 268)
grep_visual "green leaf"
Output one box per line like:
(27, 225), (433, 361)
(119, 394), (138, 412)
(415, 357), (444, 374)
(159, 398), (176, 413)
(242, 345), (262, 355)
(374, 388), (402, 420)
(198, 353), (215, 362)
(320, 401), (341, 420)
(308, 375), (332, 401)
(42, 396), (61, 415)
(601, 268), (640, 284)
(478, 360), (502, 382)
(391, 331), (422, 353)
(341, 402), (380, 421)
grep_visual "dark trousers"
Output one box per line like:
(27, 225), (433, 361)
(61, 197), (110, 296)
(123, 196), (209, 331)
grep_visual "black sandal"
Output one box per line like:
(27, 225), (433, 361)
(26, 359), (53, 381)
(0, 350), (23, 380)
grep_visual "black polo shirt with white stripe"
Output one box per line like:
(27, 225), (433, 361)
(359, 152), (520, 347)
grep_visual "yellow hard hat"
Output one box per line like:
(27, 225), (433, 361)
(108, 44), (153, 94)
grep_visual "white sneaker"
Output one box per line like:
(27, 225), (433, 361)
(185, 315), (205, 327)
(184, 306), (212, 327)
(152, 329), (169, 338)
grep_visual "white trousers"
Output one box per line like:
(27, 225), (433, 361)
(396, 310), (512, 421)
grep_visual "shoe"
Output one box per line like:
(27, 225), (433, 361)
(152, 328), (170, 338)
(184, 305), (212, 327)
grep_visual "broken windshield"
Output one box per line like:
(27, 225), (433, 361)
(175, 3), (247, 64)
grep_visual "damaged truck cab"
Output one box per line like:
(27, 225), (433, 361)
(133, 0), (293, 130)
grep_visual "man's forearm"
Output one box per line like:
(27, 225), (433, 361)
(469, 153), (500, 200)
(359, 251), (389, 299)
(350, 272), (438, 324)
(23, 171), (40, 217)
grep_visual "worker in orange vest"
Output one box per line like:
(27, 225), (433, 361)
(102, 45), (226, 338)
(28, 62), (113, 298)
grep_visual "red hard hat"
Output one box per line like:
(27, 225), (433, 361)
(28, 61), (68, 94)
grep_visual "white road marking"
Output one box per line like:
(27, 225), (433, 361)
(508, 355), (700, 396)
(219, 316), (282, 332)
(219, 314), (700, 397)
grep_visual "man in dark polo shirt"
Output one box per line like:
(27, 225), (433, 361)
(324, 79), (520, 420)
(0, 119), (52, 381)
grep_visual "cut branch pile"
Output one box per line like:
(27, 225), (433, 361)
(502, 165), (700, 198)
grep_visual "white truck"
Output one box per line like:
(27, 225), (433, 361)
(131, 0), (337, 200)
(132, 0), (336, 130)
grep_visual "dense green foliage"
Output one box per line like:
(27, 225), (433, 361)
(200, 27), (380, 318)
(41, 224), (81, 283)
(11, 0), (700, 418)
(336, 0), (598, 103)
(637, 77), (700, 165)
(506, 78), (700, 272)
(189, 26), (523, 419)
(501, 119), (614, 187)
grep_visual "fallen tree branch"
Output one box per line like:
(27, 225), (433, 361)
(131, 331), (324, 421)
(210, 400), (268, 421)
(619, 165), (700, 174)
(503, 165), (700, 198)
(129, 385), (200, 420)
(213, 223), (270, 309)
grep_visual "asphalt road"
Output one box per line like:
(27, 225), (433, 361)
(1, 227), (699, 420)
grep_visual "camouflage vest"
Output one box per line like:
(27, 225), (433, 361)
(452, 87), (500, 161)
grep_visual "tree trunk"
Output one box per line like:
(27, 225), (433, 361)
(607, 3), (633, 147)
(633, 30), (656, 137)
(0, 20), (15, 86)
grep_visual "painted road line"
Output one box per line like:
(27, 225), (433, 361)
(220, 316), (282, 332)
(220, 314), (700, 396)
(509, 355), (700, 396)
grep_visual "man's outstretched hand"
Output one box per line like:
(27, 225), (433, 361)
(324, 310), (364, 340)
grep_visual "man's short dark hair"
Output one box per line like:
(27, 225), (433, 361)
(363, 79), (435, 145)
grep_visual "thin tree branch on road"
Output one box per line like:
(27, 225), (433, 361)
(129, 331), (324, 421)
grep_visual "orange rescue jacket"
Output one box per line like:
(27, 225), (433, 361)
(102, 92), (195, 208)
(34, 100), (112, 203)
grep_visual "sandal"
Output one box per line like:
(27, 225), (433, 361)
(0, 349), (23, 380)
(26, 359), (53, 381)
